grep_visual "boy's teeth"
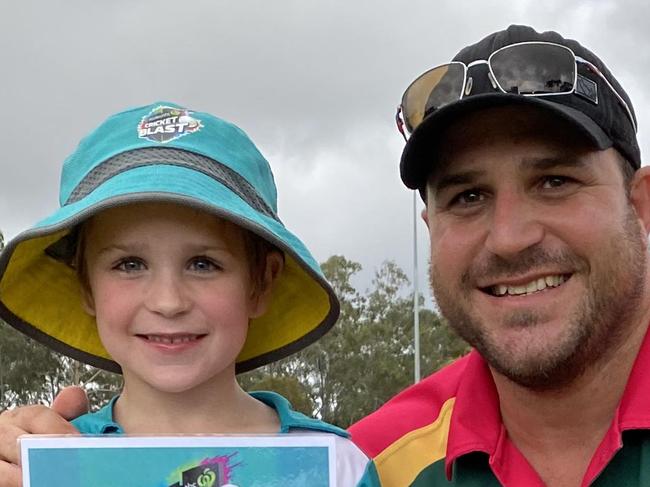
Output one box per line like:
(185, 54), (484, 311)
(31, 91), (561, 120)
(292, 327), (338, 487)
(147, 335), (198, 344)
(492, 275), (567, 297)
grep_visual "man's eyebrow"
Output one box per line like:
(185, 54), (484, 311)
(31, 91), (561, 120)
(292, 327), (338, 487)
(431, 156), (589, 193)
(432, 170), (485, 194)
(520, 156), (589, 171)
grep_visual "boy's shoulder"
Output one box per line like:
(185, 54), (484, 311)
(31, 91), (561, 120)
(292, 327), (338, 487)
(251, 391), (369, 485)
(251, 390), (349, 437)
(72, 396), (122, 434)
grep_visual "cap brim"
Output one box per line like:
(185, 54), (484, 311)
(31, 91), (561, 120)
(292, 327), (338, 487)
(0, 164), (339, 373)
(400, 93), (613, 190)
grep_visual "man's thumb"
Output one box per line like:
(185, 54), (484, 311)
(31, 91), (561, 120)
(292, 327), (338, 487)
(51, 386), (90, 421)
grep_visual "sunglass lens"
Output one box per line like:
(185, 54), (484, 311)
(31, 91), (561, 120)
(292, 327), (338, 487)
(402, 63), (465, 133)
(490, 43), (575, 95)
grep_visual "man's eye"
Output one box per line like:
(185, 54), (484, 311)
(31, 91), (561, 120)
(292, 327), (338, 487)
(541, 176), (571, 189)
(189, 257), (219, 272)
(115, 258), (145, 272)
(451, 189), (485, 206)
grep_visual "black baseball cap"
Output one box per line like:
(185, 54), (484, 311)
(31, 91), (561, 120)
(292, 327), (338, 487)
(400, 25), (641, 191)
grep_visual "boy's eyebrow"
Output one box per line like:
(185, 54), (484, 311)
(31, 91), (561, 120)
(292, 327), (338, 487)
(94, 243), (146, 255)
(95, 243), (232, 254)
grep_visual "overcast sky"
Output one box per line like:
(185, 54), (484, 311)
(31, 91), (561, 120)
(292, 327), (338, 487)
(1, 0), (647, 304)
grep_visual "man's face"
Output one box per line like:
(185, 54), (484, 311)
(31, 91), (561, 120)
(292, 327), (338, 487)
(424, 105), (648, 390)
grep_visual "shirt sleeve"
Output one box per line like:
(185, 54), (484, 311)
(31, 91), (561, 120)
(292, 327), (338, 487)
(332, 435), (371, 486)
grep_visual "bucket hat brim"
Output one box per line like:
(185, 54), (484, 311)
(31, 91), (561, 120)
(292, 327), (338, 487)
(0, 163), (338, 373)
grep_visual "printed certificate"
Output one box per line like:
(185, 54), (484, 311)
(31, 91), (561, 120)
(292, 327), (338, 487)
(20, 434), (336, 487)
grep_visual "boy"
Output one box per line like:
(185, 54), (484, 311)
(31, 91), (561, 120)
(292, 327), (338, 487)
(0, 102), (367, 485)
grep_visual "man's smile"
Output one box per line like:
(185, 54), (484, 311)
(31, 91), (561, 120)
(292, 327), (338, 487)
(483, 274), (572, 297)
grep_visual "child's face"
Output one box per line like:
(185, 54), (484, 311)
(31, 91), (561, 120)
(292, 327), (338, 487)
(81, 202), (269, 394)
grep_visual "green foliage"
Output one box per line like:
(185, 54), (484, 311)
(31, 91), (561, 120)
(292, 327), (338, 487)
(241, 255), (469, 429)
(0, 320), (122, 410)
(238, 370), (316, 416)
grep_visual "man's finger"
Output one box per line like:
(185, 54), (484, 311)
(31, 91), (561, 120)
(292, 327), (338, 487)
(0, 405), (79, 438)
(0, 403), (82, 487)
(0, 462), (21, 487)
(0, 422), (26, 466)
(51, 386), (89, 421)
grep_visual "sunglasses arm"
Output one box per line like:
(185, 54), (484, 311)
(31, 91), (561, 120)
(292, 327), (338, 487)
(396, 106), (408, 142)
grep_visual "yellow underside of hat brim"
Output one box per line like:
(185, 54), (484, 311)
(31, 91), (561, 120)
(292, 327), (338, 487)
(0, 230), (331, 371)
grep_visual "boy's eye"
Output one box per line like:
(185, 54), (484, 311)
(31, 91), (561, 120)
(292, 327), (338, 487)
(115, 258), (145, 272)
(189, 257), (219, 272)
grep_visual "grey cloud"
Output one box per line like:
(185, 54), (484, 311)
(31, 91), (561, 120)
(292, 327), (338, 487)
(0, 0), (647, 292)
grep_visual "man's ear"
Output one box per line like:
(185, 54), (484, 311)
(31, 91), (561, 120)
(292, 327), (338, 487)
(421, 207), (431, 229)
(249, 251), (284, 318)
(630, 166), (650, 236)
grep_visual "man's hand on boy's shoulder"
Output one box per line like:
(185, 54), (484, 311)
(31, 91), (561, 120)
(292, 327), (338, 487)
(0, 386), (88, 487)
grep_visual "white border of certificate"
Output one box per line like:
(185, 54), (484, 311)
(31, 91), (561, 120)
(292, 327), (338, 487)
(21, 434), (337, 486)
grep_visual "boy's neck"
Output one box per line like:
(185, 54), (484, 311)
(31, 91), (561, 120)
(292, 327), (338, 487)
(113, 373), (280, 435)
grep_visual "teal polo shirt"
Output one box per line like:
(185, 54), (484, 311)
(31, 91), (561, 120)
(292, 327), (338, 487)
(72, 390), (369, 485)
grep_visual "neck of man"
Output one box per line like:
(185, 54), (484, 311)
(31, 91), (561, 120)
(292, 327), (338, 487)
(112, 369), (280, 435)
(492, 296), (650, 487)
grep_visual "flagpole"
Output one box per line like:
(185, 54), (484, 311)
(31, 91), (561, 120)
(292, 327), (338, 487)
(413, 190), (421, 383)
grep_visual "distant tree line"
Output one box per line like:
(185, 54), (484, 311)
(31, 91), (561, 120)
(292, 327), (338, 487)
(0, 252), (468, 428)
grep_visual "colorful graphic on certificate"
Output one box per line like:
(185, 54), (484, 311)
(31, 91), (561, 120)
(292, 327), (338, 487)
(20, 434), (336, 487)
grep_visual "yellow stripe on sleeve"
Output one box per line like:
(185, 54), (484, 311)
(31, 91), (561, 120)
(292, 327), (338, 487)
(374, 397), (455, 486)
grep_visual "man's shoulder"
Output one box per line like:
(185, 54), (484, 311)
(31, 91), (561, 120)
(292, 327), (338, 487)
(349, 353), (472, 458)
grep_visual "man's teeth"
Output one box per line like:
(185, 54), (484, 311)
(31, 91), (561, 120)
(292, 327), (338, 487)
(492, 275), (567, 297)
(147, 335), (199, 344)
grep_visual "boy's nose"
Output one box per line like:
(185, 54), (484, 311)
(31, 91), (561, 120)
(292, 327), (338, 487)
(145, 272), (191, 317)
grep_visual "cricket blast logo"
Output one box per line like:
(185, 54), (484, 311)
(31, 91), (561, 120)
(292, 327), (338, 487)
(138, 105), (202, 143)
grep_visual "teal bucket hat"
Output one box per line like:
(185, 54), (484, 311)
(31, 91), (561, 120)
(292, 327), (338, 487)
(0, 102), (339, 373)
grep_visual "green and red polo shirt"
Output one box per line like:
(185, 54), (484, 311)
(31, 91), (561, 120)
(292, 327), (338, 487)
(350, 327), (650, 486)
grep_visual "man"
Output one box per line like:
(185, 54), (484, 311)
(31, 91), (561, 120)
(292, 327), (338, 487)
(349, 25), (648, 486)
(0, 24), (646, 487)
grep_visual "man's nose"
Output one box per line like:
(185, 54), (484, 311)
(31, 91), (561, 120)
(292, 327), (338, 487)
(144, 270), (191, 317)
(484, 190), (545, 258)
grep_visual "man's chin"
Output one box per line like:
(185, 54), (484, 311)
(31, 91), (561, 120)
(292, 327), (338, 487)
(476, 332), (591, 391)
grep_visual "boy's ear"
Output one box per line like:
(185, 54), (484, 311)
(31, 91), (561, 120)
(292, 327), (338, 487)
(249, 251), (284, 318)
(81, 286), (96, 317)
(630, 165), (650, 237)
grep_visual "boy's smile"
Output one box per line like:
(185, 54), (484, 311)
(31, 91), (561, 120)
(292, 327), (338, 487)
(82, 202), (270, 395)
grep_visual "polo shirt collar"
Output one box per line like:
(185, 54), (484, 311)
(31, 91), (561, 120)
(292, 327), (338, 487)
(251, 391), (349, 437)
(443, 324), (650, 482)
(444, 349), (501, 478)
(93, 395), (122, 434)
(78, 391), (349, 438)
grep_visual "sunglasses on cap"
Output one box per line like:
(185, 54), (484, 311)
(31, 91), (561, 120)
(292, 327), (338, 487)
(396, 41), (638, 140)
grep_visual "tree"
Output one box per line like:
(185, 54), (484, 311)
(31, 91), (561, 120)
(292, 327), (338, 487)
(0, 319), (122, 410)
(241, 255), (469, 428)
